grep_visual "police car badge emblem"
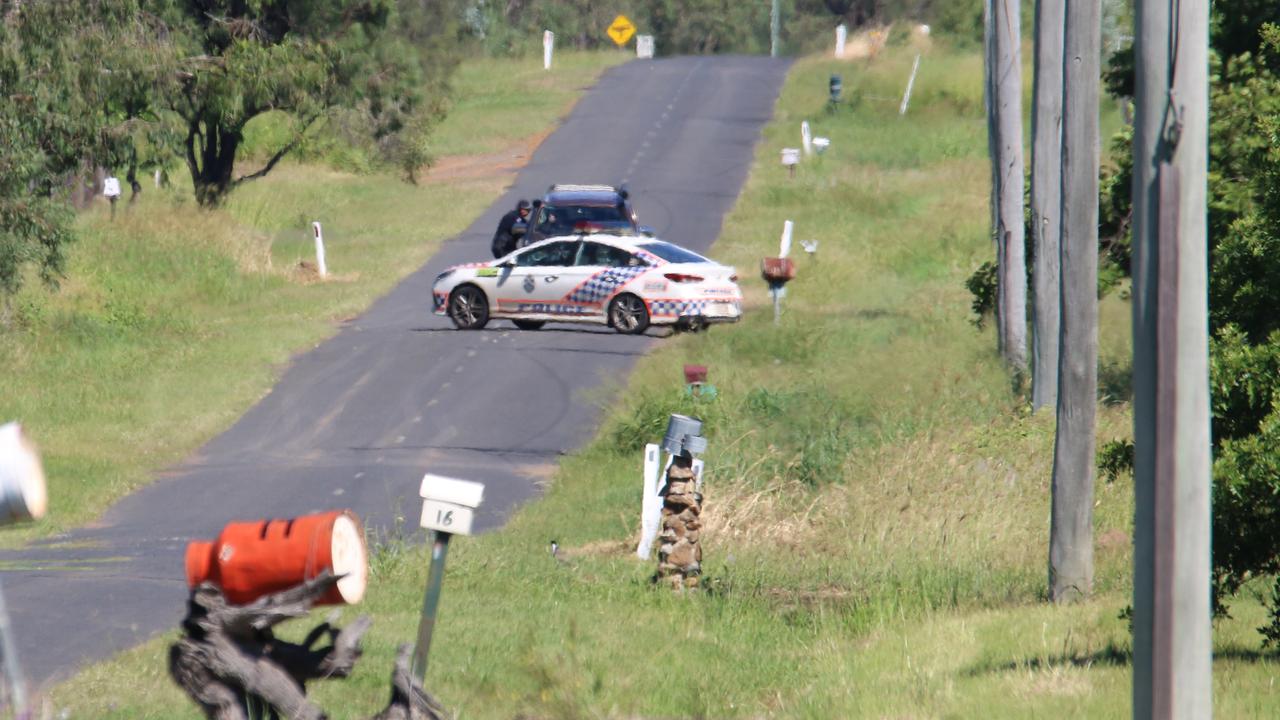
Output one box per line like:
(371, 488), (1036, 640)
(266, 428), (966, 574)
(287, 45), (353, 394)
(523, 275), (536, 293)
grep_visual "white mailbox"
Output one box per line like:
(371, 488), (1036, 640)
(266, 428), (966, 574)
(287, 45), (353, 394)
(419, 474), (485, 536)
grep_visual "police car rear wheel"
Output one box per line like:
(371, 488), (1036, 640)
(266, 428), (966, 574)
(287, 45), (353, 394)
(609, 294), (649, 335)
(448, 285), (489, 330)
(513, 320), (545, 330)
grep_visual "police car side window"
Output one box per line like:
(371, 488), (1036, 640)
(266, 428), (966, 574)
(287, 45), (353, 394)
(578, 242), (638, 267)
(515, 241), (576, 267)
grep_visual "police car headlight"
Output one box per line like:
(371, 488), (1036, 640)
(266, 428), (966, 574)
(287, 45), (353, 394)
(433, 270), (455, 285)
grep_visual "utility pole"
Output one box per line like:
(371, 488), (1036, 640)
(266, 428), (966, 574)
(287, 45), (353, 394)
(1030, 0), (1064, 411)
(994, 0), (1027, 373)
(1048, 0), (1099, 604)
(770, 0), (780, 58)
(1131, 0), (1211, 715)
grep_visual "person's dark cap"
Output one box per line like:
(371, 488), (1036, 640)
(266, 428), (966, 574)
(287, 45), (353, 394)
(516, 199), (531, 211)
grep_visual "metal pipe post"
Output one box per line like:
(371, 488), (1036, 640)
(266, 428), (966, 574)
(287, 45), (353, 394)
(411, 531), (452, 681)
(0, 578), (27, 718)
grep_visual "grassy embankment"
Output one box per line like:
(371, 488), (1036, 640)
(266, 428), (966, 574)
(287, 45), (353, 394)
(55, 44), (1279, 717)
(0, 51), (626, 543)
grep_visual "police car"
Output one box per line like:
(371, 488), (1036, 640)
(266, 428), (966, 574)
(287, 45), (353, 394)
(432, 234), (742, 334)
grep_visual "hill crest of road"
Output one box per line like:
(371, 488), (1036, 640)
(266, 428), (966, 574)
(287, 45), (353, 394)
(3, 55), (790, 688)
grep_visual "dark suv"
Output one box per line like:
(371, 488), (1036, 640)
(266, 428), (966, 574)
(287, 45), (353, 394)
(524, 184), (655, 245)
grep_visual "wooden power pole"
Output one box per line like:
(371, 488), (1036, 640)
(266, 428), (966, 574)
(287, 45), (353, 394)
(993, 0), (1027, 374)
(1030, 0), (1064, 411)
(1049, 0), (1099, 603)
(1131, 0), (1212, 715)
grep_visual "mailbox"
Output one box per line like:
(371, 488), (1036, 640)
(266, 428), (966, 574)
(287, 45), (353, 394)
(761, 257), (797, 286)
(419, 474), (485, 536)
(683, 364), (708, 385)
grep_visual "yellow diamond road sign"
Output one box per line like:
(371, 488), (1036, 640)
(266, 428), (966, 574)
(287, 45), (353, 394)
(607, 14), (636, 47)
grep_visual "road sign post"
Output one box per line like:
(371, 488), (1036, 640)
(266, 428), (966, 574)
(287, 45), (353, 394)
(412, 474), (484, 681)
(606, 15), (636, 47)
(543, 30), (554, 70)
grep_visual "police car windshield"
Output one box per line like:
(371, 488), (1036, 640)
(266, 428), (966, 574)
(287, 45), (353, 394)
(638, 242), (709, 264)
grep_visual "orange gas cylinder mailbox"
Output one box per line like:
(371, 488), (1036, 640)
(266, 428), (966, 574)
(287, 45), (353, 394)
(185, 509), (369, 606)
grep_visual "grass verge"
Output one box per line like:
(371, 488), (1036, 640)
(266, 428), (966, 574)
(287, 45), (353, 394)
(51, 43), (1279, 718)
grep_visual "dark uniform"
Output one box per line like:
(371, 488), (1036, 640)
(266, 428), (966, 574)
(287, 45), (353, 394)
(491, 200), (531, 258)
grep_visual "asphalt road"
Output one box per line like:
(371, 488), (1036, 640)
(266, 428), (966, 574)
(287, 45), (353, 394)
(2, 55), (790, 690)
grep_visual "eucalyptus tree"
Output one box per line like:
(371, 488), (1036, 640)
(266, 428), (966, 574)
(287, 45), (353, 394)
(148, 0), (461, 206)
(0, 0), (153, 317)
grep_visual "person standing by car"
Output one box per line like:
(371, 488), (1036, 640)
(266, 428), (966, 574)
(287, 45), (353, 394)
(491, 199), (531, 258)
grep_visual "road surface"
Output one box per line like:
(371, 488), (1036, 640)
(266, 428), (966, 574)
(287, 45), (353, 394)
(1, 55), (790, 689)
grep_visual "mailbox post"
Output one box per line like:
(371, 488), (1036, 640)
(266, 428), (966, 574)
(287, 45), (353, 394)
(413, 474), (484, 681)
(761, 257), (796, 324)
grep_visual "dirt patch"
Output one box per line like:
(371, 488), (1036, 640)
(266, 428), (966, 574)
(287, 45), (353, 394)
(556, 539), (631, 559)
(421, 128), (555, 185)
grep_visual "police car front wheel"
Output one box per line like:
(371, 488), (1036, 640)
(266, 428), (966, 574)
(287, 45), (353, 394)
(448, 285), (490, 330)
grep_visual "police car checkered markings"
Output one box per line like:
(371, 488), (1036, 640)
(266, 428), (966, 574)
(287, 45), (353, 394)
(565, 266), (648, 304)
(516, 302), (592, 314)
(648, 299), (709, 316)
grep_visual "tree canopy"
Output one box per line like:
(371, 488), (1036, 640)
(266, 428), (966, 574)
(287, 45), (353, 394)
(0, 0), (460, 314)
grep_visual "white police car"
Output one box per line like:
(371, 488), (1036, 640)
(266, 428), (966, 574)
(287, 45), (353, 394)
(432, 234), (742, 334)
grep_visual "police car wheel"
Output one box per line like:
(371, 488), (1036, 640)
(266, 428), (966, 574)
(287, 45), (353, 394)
(448, 285), (489, 330)
(513, 320), (545, 330)
(609, 294), (649, 335)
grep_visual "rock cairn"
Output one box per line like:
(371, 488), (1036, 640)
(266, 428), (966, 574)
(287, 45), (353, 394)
(656, 455), (702, 589)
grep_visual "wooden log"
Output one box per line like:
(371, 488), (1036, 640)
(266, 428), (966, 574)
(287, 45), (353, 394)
(170, 571), (448, 720)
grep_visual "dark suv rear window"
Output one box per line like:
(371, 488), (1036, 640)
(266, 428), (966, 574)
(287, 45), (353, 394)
(638, 242), (709, 264)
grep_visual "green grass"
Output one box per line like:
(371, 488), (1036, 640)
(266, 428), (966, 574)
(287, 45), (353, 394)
(0, 51), (625, 543)
(47, 43), (1280, 718)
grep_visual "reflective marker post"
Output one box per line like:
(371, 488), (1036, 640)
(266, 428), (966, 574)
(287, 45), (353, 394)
(412, 474), (484, 681)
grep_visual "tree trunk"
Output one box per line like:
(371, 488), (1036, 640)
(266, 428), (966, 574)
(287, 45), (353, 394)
(1048, 0), (1099, 604)
(186, 117), (243, 208)
(1030, 0), (1064, 411)
(994, 0), (1027, 374)
(1131, 0), (1212, 713)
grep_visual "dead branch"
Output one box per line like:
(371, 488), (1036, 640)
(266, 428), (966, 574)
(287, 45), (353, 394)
(170, 571), (449, 720)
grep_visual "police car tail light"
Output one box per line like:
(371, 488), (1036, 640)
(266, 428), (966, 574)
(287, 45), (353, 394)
(663, 273), (704, 283)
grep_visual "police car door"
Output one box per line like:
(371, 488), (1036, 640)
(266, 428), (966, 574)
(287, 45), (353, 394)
(495, 240), (580, 316)
(567, 240), (646, 319)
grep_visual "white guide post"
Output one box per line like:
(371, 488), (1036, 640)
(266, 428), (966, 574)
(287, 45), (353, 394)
(636, 444), (662, 559)
(835, 24), (847, 58)
(780, 220), (794, 258)
(801, 121), (813, 156)
(543, 30), (554, 70)
(899, 53), (922, 116)
(311, 221), (328, 278)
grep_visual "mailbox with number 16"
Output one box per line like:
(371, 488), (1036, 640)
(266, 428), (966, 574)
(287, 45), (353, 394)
(412, 474), (485, 681)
